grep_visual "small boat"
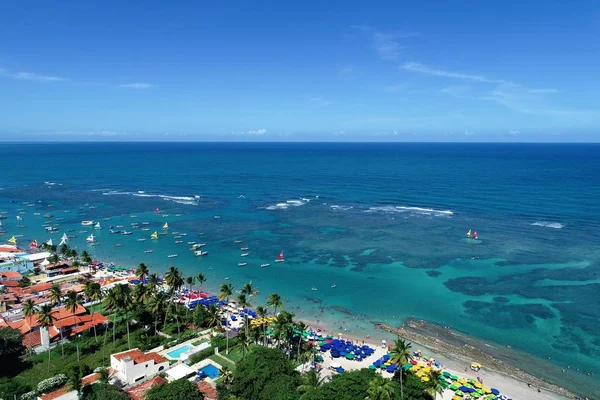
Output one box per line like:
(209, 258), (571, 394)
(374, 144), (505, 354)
(94, 222), (101, 229)
(275, 251), (285, 262)
(195, 250), (208, 256)
(331, 284), (337, 288)
(86, 234), (95, 243)
(224, 277), (229, 280)
(187, 241), (195, 245)
(43, 213), (53, 218)
(240, 247), (249, 251)
(16, 216), (22, 221)
(163, 222), (169, 230)
(144, 249), (153, 253)
(175, 240), (183, 244)
(114, 243), (123, 247)
(81, 221), (94, 226)
(45, 226), (58, 232)
(174, 235), (183, 239)
(311, 287), (318, 291)
(261, 263), (270, 268)
(234, 240), (242, 244)
(142, 222), (149, 225)
(33, 212), (41, 216)
(79, 230), (87, 234)
(110, 229), (121, 234)
(167, 254), (178, 258)
(141, 228), (150, 231)
(238, 262), (247, 267)
(214, 215), (221, 219)
(240, 253), (249, 257)
(150, 231), (158, 239)
(172, 231), (180, 235)
(192, 243), (206, 250)
(137, 238), (147, 242)
(116, 225), (124, 228)
(122, 231), (133, 235)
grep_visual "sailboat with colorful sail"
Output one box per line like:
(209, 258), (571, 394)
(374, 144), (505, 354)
(150, 231), (158, 239)
(29, 239), (38, 248)
(466, 229), (472, 238)
(163, 222), (169, 230)
(8, 236), (17, 245)
(275, 250), (285, 263)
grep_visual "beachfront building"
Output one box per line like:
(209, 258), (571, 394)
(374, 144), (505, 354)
(110, 348), (169, 385)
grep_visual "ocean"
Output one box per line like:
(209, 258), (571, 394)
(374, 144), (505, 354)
(1, 142), (599, 396)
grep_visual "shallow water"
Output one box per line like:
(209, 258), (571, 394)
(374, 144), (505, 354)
(1, 142), (599, 395)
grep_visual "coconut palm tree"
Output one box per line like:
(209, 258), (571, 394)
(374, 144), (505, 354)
(256, 305), (268, 346)
(147, 273), (160, 295)
(203, 304), (221, 329)
(103, 287), (119, 344)
(115, 284), (133, 349)
(218, 283), (234, 354)
(81, 250), (92, 265)
(219, 365), (234, 390)
(185, 276), (194, 292)
(134, 284), (150, 304)
(297, 369), (325, 400)
(241, 281), (254, 297)
(36, 304), (56, 372)
(196, 272), (206, 292)
(164, 266), (183, 294)
(366, 374), (395, 400)
(424, 370), (444, 399)
(267, 293), (283, 316)
(295, 321), (307, 363)
(238, 330), (251, 359)
(49, 283), (65, 357)
(237, 293), (251, 337)
(388, 337), (413, 399)
(22, 298), (37, 356)
(136, 263), (149, 283)
(149, 292), (167, 335)
(84, 282), (102, 340)
(272, 310), (294, 354)
(64, 290), (83, 361)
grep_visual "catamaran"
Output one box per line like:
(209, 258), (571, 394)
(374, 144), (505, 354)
(240, 247), (249, 251)
(94, 222), (101, 229)
(59, 233), (68, 246)
(275, 251), (285, 262)
(8, 236), (17, 244)
(150, 231), (158, 239)
(86, 234), (95, 243)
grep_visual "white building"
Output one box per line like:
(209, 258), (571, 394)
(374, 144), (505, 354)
(110, 348), (169, 385)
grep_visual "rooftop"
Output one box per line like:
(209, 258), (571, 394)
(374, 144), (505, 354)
(112, 348), (168, 365)
(126, 376), (166, 400)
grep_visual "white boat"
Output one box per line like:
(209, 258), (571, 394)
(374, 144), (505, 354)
(195, 250), (208, 256)
(234, 240), (242, 244)
(311, 287), (318, 291)
(191, 243), (206, 250)
(214, 215), (221, 219)
(240, 247), (249, 251)
(114, 243), (123, 247)
(144, 249), (153, 253)
(137, 238), (147, 242)
(261, 263), (270, 268)
(331, 284), (337, 288)
(167, 254), (178, 258)
(122, 231), (133, 235)
(81, 221), (94, 226)
(238, 262), (247, 267)
(240, 253), (249, 257)
(94, 222), (101, 229)
(187, 241), (195, 245)
(141, 228), (150, 231)
(16, 216), (22, 221)
(86, 234), (95, 243)
(175, 240), (183, 244)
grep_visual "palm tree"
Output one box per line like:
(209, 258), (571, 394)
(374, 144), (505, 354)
(164, 266), (183, 293)
(64, 290), (83, 361)
(103, 287), (119, 344)
(49, 283), (65, 357)
(81, 250), (92, 265)
(237, 293), (251, 337)
(196, 272), (206, 292)
(115, 284), (133, 349)
(297, 369), (325, 400)
(186, 276), (194, 292)
(218, 283), (233, 354)
(256, 305), (268, 346)
(203, 304), (221, 329)
(388, 337), (413, 399)
(36, 304), (56, 372)
(22, 298), (37, 356)
(272, 310), (294, 354)
(136, 263), (149, 283)
(241, 281), (254, 297)
(267, 293), (283, 316)
(84, 282), (102, 340)
(149, 292), (167, 335)
(366, 375), (395, 400)
(296, 321), (307, 363)
(424, 370), (444, 399)
(147, 273), (160, 295)
(219, 365), (234, 390)
(134, 284), (150, 304)
(238, 330), (251, 359)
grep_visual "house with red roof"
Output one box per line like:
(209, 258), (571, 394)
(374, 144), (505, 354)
(110, 348), (169, 385)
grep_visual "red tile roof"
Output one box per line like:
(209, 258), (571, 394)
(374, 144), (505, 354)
(81, 372), (101, 386)
(39, 385), (72, 400)
(113, 349), (167, 365)
(197, 381), (217, 400)
(0, 280), (20, 287)
(126, 376), (166, 400)
(0, 271), (22, 279)
(9, 282), (53, 296)
(0, 246), (23, 253)
(60, 267), (79, 274)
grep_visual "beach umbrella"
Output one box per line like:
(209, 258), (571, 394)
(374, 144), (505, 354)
(443, 371), (451, 377)
(368, 365), (376, 369)
(491, 388), (500, 395)
(421, 376), (430, 382)
(450, 384), (459, 390)
(345, 353), (355, 360)
(484, 387), (491, 394)
(331, 362), (342, 369)
(451, 375), (458, 380)
(452, 396), (463, 400)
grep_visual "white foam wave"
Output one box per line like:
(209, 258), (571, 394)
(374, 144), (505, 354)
(44, 181), (63, 186)
(102, 190), (199, 205)
(365, 205), (453, 216)
(531, 221), (564, 229)
(330, 205), (354, 211)
(265, 198), (311, 210)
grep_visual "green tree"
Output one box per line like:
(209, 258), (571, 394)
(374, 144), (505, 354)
(164, 266), (183, 293)
(148, 273), (160, 295)
(36, 304), (56, 372)
(237, 293), (251, 338)
(304, 368), (377, 400)
(115, 284), (133, 349)
(64, 290), (83, 361)
(267, 293), (283, 316)
(186, 276), (194, 292)
(18, 275), (31, 287)
(84, 281), (102, 340)
(0, 327), (27, 376)
(81, 250), (92, 265)
(218, 283), (233, 354)
(424, 370), (444, 399)
(103, 287), (119, 344)
(196, 272), (206, 292)
(49, 283), (65, 357)
(220, 365), (234, 389)
(69, 365), (83, 398)
(149, 292), (167, 334)
(366, 374), (395, 400)
(203, 304), (221, 329)
(146, 379), (204, 400)
(256, 305), (269, 346)
(297, 369), (325, 399)
(388, 337), (413, 399)
(229, 347), (300, 400)
(136, 263), (149, 283)
(81, 383), (130, 400)
(22, 298), (37, 356)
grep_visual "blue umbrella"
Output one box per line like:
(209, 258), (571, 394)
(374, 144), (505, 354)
(491, 388), (500, 395)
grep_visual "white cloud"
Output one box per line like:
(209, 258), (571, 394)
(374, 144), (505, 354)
(333, 130), (346, 136)
(247, 129), (267, 136)
(352, 25), (417, 60)
(441, 84), (471, 98)
(120, 82), (154, 89)
(509, 129), (520, 136)
(401, 62), (506, 84)
(0, 68), (66, 82)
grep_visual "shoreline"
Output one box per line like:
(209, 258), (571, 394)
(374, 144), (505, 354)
(374, 319), (576, 399)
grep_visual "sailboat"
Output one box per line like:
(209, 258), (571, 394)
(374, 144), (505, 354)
(275, 251), (285, 262)
(163, 222), (169, 230)
(466, 229), (472, 238)
(29, 239), (38, 248)
(46, 239), (53, 246)
(8, 236), (17, 245)
(86, 234), (95, 243)
(150, 231), (158, 239)
(60, 233), (68, 246)
(94, 222), (101, 229)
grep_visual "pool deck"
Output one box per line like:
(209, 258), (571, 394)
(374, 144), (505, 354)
(189, 358), (223, 385)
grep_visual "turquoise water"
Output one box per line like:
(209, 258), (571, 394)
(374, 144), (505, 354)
(0, 142), (599, 396)
(166, 344), (193, 359)
(198, 363), (220, 379)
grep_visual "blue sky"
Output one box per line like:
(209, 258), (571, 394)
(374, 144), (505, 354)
(1, 0), (599, 142)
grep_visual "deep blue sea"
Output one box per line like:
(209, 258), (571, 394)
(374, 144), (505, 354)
(1, 142), (599, 395)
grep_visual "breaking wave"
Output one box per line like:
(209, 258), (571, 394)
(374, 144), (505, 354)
(365, 205), (454, 216)
(264, 198), (312, 210)
(101, 190), (199, 205)
(330, 205), (354, 211)
(531, 221), (564, 229)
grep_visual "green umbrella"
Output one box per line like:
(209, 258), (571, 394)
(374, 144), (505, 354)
(450, 375), (458, 380)
(450, 384), (459, 390)
(443, 371), (452, 377)
(368, 365), (376, 369)
(346, 353), (355, 360)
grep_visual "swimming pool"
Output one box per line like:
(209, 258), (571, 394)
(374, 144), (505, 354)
(198, 363), (220, 379)
(166, 344), (193, 359)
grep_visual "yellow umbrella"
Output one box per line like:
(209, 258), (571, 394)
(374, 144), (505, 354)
(421, 376), (430, 382)
(452, 396), (463, 400)
(484, 387), (492, 394)
(474, 382), (483, 389)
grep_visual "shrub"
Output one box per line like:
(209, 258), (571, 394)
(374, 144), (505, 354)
(187, 346), (214, 365)
(19, 391), (37, 400)
(37, 374), (68, 393)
